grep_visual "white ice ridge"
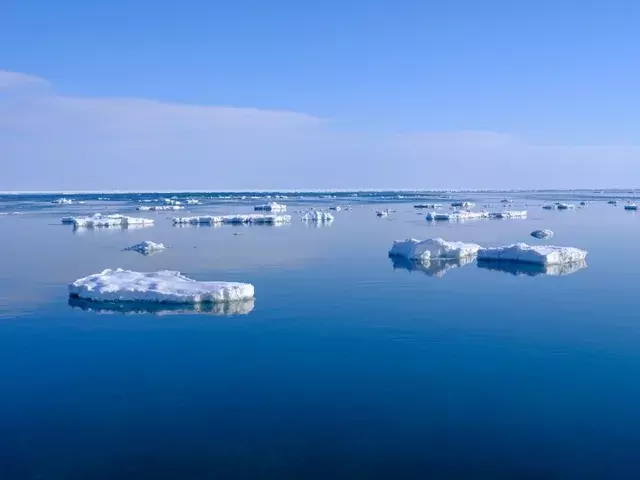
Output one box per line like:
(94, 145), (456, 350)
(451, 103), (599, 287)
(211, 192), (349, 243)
(173, 214), (291, 225)
(254, 202), (287, 212)
(488, 210), (527, 219)
(69, 269), (255, 304)
(451, 201), (475, 208)
(301, 210), (334, 222)
(426, 210), (488, 221)
(414, 203), (442, 209)
(531, 229), (554, 239)
(477, 243), (587, 265)
(137, 205), (184, 211)
(68, 214), (154, 228)
(124, 241), (166, 255)
(389, 237), (481, 261)
(624, 204), (638, 210)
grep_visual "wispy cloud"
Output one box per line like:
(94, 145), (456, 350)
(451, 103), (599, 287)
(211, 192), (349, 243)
(1, 70), (639, 190)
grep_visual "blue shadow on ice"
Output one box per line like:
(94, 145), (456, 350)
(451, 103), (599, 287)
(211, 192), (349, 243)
(68, 296), (255, 316)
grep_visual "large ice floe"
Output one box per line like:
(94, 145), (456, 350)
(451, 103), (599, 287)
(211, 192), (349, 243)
(137, 205), (184, 211)
(390, 255), (475, 278)
(301, 210), (334, 222)
(389, 237), (481, 261)
(488, 210), (527, 219)
(531, 229), (554, 239)
(69, 269), (255, 304)
(477, 243), (587, 265)
(426, 210), (488, 221)
(124, 241), (166, 255)
(173, 214), (291, 225)
(69, 296), (255, 315)
(477, 259), (587, 277)
(66, 214), (154, 228)
(254, 202), (287, 212)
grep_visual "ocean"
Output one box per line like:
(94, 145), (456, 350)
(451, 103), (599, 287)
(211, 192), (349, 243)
(1, 190), (639, 479)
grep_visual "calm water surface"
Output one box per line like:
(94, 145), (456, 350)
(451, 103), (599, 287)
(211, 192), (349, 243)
(1, 192), (640, 479)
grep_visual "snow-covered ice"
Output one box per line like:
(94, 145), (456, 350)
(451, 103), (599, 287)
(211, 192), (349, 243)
(477, 259), (587, 277)
(124, 241), (166, 255)
(389, 237), (481, 261)
(69, 269), (255, 304)
(69, 214), (154, 228)
(173, 214), (291, 225)
(478, 243), (587, 265)
(531, 229), (554, 239)
(301, 211), (334, 222)
(426, 210), (488, 221)
(451, 201), (475, 208)
(488, 210), (527, 219)
(254, 202), (287, 212)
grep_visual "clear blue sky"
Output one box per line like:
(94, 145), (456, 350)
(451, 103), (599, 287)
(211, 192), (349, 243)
(1, 0), (639, 190)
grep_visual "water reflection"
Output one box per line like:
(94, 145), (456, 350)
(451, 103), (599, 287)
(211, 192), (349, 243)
(68, 297), (255, 316)
(390, 255), (475, 277)
(72, 224), (154, 234)
(477, 260), (588, 277)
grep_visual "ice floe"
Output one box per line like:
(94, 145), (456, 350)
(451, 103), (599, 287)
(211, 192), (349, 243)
(426, 210), (488, 221)
(530, 229), (554, 239)
(488, 210), (527, 219)
(451, 201), (475, 208)
(254, 202), (287, 212)
(608, 200), (619, 205)
(390, 255), (475, 277)
(124, 241), (166, 255)
(414, 203), (442, 209)
(68, 296), (255, 315)
(556, 203), (576, 210)
(542, 204), (557, 210)
(329, 206), (342, 211)
(173, 214), (291, 225)
(69, 269), (255, 303)
(477, 243), (587, 265)
(137, 205), (184, 211)
(389, 237), (481, 261)
(69, 214), (154, 228)
(624, 204), (638, 210)
(301, 210), (334, 222)
(477, 259), (587, 277)
(376, 209), (393, 217)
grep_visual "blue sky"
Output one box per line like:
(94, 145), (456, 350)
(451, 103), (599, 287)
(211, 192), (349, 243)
(1, 0), (639, 190)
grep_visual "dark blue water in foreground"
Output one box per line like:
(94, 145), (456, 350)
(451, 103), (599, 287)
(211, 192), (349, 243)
(1, 191), (640, 479)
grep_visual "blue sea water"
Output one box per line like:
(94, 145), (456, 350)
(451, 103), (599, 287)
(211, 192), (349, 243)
(1, 191), (640, 479)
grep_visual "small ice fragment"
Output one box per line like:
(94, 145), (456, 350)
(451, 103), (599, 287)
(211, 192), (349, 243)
(414, 203), (442, 209)
(608, 200), (619, 205)
(389, 237), (481, 261)
(556, 203), (576, 210)
(488, 210), (527, 219)
(376, 209), (393, 217)
(329, 206), (342, 211)
(254, 202), (287, 212)
(624, 204), (638, 210)
(478, 243), (587, 265)
(124, 241), (166, 255)
(69, 269), (255, 303)
(542, 204), (557, 210)
(530, 229), (554, 239)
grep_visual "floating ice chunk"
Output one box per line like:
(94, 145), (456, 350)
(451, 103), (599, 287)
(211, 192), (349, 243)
(69, 269), (255, 304)
(451, 201), (475, 208)
(70, 215), (154, 228)
(301, 210), (334, 222)
(137, 205), (184, 211)
(163, 198), (182, 205)
(254, 202), (287, 212)
(173, 215), (223, 225)
(542, 204), (557, 210)
(69, 296), (255, 316)
(414, 203), (442, 209)
(531, 229), (554, 239)
(186, 198), (201, 205)
(477, 259), (587, 277)
(500, 199), (512, 203)
(580, 201), (587, 206)
(376, 209), (393, 217)
(556, 203), (576, 210)
(329, 206), (342, 211)
(173, 214), (290, 225)
(478, 243), (587, 265)
(608, 200), (619, 205)
(52, 198), (74, 204)
(426, 210), (488, 221)
(124, 241), (166, 255)
(389, 237), (481, 261)
(390, 256), (474, 278)
(624, 204), (638, 210)
(489, 210), (527, 219)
